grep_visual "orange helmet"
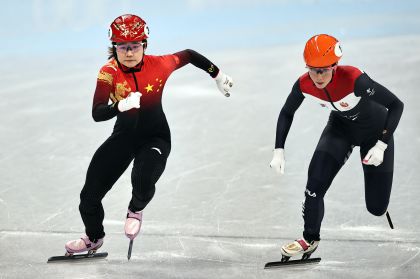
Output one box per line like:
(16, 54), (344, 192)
(303, 34), (342, 67)
(108, 14), (149, 43)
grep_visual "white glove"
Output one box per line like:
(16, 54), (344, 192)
(270, 148), (285, 174)
(363, 140), (387, 166)
(214, 71), (233, 97)
(118, 92), (141, 112)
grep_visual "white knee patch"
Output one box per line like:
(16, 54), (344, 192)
(151, 147), (162, 155)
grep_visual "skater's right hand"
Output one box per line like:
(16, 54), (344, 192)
(118, 92), (141, 112)
(270, 148), (285, 174)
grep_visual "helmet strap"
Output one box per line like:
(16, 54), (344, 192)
(142, 40), (148, 51)
(328, 65), (338, 85)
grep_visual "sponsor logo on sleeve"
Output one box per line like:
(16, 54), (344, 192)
(367, 88), (375, 96)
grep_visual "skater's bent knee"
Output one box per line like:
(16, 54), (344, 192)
(367, 206), (387, 216)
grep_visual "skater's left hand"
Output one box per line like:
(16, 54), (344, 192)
(270, 148), (285, 174)
(214, 71), (233, 97)
(363, 140), (387, 166)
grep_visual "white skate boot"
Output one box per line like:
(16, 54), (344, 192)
(65, 235), (104, 256)
(281, 238), (319, 262)
(124, 209), (143, 240)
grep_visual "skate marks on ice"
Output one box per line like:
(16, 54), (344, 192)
(1, 229), (420, 278)
(3, 229), (420, 260)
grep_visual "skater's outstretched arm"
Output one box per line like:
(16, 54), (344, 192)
(270, 80), (305, 174)
(173, 49), (220, 77)
(275, 80), (305, 149)
(172, 49), (233, 96)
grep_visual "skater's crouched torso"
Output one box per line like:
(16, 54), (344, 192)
(298, 66), (381, 124)
(92, 55), (187, 141)
(297, 66), (395, 144)
(276, 65), (403, 148)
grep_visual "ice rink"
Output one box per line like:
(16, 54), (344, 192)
(1, 35), (420, 278)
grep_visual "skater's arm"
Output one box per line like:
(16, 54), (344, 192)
(172, 49), (220, 77)
(275, 80), (305, 148)
(166, 49), (232, 96)
(92, 68), (119, 122)
(355, 73), (404, 143)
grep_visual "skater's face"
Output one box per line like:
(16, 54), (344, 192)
(115, 42), (145, 68)
(308, 65), (336, 89)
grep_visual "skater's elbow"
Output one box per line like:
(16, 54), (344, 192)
(92, 111), (107, 122)
(92, 112), (102, 122)
(91, 106), (112, 122)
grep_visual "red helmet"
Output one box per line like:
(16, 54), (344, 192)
(303, 34), (342, 67)
(108, 14), (149, 43)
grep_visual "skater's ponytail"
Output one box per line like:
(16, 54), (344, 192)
(107, 46), (117, 60)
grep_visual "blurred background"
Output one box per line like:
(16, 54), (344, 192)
(2, 0), (420, 55)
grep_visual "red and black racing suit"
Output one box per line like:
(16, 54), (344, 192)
(275, 66), (404, 242)
(80, 50), (220, 241)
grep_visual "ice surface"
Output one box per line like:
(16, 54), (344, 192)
(1, 35), (420, 278)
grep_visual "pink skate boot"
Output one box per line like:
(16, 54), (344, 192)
(65, 235), (104, 256)
(125, 209), (143, 240)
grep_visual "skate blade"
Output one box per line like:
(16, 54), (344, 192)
(47, 252), (108, 263)
(264, 257), (321, 269)
(127, 239), (134, 261)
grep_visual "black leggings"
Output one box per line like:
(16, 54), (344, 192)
(302, 122), (394, 242)
(78, 132), (170, 240)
